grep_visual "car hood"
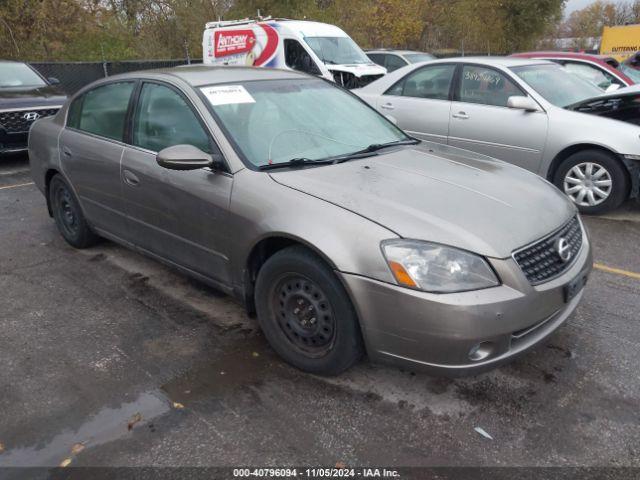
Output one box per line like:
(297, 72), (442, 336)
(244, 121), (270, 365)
(269, 143), (575, 258)
(327, 63), (387, 78)
(0, 85), (67, 110)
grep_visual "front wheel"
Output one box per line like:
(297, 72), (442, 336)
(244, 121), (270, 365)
(553, 150), (629, 215)
(254, 246), (364, 375)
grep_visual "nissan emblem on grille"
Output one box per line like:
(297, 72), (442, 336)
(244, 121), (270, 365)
(512, 216), (583, 285)
(555, 237), (572, 263)
(23, 112), (40, 121)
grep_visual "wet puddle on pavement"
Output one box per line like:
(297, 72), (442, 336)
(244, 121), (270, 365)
(161, 333), (288, 406)
(0, 391), (169, 467)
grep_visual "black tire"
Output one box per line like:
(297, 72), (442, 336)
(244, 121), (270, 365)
(255, 245), (364, 375)
(49, 174), (99, 248)
(553, 149), (629, 215)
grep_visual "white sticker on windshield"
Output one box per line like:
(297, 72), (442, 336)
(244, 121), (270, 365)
(200, 85), (255, 106)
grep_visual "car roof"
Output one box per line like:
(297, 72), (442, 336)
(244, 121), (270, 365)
(109, 65), (310, 87)
(513, 51), (612, 61)
(366, 50), (429, 55)
(421, 56), (550, 67)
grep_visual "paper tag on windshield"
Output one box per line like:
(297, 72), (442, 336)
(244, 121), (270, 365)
(200, 85), (255, 106)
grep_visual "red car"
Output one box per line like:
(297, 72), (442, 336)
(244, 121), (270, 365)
(511, 51), (640, 90)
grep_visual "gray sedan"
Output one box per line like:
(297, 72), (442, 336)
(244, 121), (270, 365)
(29, 66), (592, 375)
(356, 57), (640, 214)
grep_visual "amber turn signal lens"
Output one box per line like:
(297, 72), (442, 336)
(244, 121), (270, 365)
(388, 261), (418, 288)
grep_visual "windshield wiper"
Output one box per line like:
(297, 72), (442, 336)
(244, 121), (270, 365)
(258, 157), (334, 171)
(332, 138), (420, 164)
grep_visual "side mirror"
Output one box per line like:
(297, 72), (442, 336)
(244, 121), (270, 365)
(507, 95), (541, 112)
(47, 77), (60, 85)
(605, 83), (620, 92)
(156, 144), (224, 171)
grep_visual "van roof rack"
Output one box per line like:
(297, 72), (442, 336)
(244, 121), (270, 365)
(206, 16), (287, 29)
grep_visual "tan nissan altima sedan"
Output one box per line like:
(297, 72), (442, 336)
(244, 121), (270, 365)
(28, 66), (592, 376)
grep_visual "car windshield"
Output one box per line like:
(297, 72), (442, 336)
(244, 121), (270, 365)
(304, 37), (372, 65)
(618, 63), (640, 83)
(203, 79), (407, 168)
(404, 53), (436, 64)
(0, 62), (46, 88)
(511, 63), (602, 107)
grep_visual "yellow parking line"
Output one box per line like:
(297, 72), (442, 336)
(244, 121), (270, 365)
(0, 182), (34, 190)
(594, 263), (640, 280)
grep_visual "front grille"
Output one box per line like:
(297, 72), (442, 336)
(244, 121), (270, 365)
(0, 108), (59, 133)
(513, 216), (583, 285)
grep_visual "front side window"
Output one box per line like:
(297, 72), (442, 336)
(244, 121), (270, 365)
(304, 36), (372, 65)
(562, 61), (623, 90)
(76, 82), (135, 141)
(0, 62), (46, 88)
(386, 64), (455, 100)
(284, 40), (321, 75)
(385, 55), (407, 72)
(204, 79), (407, 167)
(618, 63), (640, 83)
(511, 63), (603, 107)
(133, 83), (211, 153)
(459, 65), (522, 107)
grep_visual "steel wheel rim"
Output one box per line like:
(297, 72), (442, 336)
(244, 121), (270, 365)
(563, 162), (612, 207)
(55, 185), (79, 236)
(271, 273), (336, 357)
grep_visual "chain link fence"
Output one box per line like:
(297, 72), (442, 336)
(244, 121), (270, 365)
(29, 59), (203, 94)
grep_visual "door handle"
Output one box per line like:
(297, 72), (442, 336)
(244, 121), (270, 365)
(452, 112), (469, 120)
(62, 147), (72, 157)
(123, 169), (140, 187)
(380, 103), (395, 111)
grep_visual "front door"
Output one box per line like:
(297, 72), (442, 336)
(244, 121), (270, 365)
(375, 63), (456, 144)
(121, 81), (234, 285)
(59, 80), (136, 239)
(448, 64), (548, 172)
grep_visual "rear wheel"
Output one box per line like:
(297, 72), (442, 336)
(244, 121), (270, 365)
(255, 246), (363, 375)
(49, 174), (99, 248)
(553, 149), (629, 215)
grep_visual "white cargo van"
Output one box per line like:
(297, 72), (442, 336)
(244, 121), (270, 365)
(202, 18), (386, 88)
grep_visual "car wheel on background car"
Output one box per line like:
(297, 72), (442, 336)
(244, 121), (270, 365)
(254, 245), (364, 375)
(553, 149), (629, 215)
(49, 174), (100, 248)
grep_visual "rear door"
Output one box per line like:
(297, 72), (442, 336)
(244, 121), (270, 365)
(448, 64), (548, 172)
(59, 80), (136, 240)
(120, 80), (234, 285)
(376, 63), (456, 144)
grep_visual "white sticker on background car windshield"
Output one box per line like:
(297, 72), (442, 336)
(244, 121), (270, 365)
(200, 85), (255, 106)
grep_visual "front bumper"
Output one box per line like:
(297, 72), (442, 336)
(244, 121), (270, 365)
(0, 131), (28, 155)
(340, 227), (592, 376)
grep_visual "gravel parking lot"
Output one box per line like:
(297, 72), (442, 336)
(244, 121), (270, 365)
(1, 155), (640, 473)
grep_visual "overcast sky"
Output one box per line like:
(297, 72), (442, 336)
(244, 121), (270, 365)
(565, 0), (627, 16)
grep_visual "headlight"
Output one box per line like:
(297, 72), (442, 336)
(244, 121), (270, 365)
(381, 240), (499, 293)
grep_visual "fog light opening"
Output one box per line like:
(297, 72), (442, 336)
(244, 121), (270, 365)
(468, 342), (494, 362)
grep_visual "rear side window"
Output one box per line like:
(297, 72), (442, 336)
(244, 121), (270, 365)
(386, 64), (455, 99)
(459, 65), (522, 107)
(367, 53), (385, 66)
(132, 82), (211, 153)
(76, 82), (135, 141)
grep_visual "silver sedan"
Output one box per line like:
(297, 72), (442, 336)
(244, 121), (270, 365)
(29, 66), (591, 376)
(356, 57), (640, 214)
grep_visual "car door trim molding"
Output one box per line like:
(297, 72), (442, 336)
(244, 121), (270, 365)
(448, 135), (541, 154)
